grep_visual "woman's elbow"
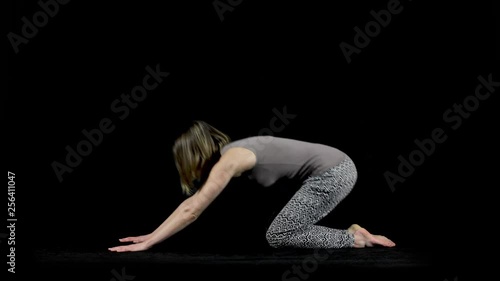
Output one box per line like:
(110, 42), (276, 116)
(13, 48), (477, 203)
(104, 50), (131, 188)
(181, 202), (201, 222)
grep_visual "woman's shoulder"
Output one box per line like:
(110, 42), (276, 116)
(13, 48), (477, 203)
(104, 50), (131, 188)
(226, 135), (275, 147)
(220, 135), (274, 156)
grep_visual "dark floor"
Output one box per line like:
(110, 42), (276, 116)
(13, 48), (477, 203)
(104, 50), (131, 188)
(24, 247), (459, 281)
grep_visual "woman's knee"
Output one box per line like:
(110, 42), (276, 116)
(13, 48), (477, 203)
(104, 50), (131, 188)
(265, 228), (286, 248)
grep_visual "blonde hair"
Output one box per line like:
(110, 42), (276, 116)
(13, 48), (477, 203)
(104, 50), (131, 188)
(173, 120), (231, 195)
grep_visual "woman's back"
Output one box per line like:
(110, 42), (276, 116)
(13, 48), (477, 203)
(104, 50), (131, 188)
(221, 136), (346, 187)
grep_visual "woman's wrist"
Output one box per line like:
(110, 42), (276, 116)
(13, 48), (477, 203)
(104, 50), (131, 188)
(143, 238), (155, 249)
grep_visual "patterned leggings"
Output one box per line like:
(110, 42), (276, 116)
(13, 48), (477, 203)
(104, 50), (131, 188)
(266, 156), (358, 248)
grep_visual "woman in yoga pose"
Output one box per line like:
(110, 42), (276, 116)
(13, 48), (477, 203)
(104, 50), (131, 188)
(108, 121), (395, 252)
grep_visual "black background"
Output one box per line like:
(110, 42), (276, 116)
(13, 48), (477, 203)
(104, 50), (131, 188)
(5, 0), (499, 278)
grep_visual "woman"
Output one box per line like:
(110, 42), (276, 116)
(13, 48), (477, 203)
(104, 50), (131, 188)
(108, 121), (395, 252)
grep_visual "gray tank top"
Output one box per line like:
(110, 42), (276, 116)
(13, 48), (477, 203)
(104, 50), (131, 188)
(221, 136), (346, 187)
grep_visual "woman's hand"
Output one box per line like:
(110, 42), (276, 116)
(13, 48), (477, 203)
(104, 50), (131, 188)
(108, 241), (152, 252)
(108, 234), (154, 252)
(118, 234), (152, 244)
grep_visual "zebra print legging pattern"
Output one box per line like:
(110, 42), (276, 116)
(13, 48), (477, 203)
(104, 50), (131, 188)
(266, 156), (358, 248)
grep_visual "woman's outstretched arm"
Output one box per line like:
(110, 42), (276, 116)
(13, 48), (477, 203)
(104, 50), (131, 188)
(108, 147), (256, 252)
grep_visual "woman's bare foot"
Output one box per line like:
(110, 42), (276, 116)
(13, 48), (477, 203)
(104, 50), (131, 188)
(348, 224), (396, 248)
